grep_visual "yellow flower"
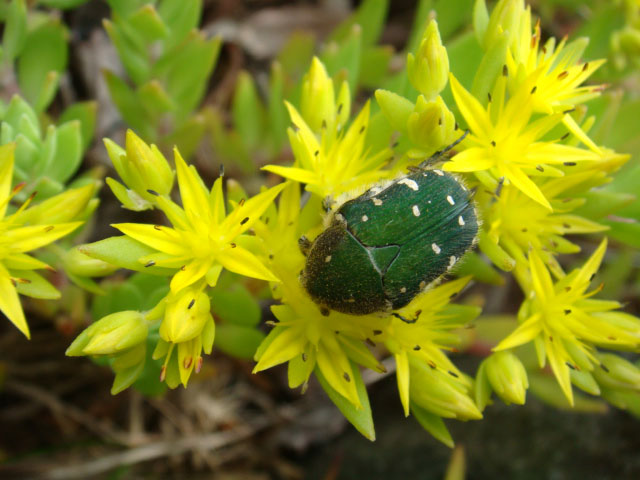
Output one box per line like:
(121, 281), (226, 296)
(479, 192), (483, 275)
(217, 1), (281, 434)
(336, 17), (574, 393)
(507, 7), (606, 114)
(112, 144), (285, 294)
(254, 183), (480, 425)
(0, 143), (94, 338)
(253, 187), (387, 406)
(384, 277), (482, 419)
(479, 174), (609, 274)
(263, 58), (391, 200)
(494, 239), (640, 405)
(444, 73), (614, 209)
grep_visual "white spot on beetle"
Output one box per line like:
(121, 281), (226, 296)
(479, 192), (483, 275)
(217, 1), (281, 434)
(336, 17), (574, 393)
(398, 178), (419, 191)
(434, 169), (444, 176)
(428, 200), (432, 204)
(432, 243), (441, 254)
(458, 216), (465, 226)
(325, 255), (332, 263)
(412, 205), (420, 216)
(400, 287), (407, 293)
(447, 195), (455, 205)
(449, 256), (456, 267)
(362, 215), (369, 222)
(373, 198), (383, 206)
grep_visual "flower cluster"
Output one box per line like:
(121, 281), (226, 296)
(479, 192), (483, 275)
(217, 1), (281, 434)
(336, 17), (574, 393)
(0, 143), (96, 338)
(64, 0), (638, 443)
(68, 130), (286, 390)
(429, 0), (638, 410)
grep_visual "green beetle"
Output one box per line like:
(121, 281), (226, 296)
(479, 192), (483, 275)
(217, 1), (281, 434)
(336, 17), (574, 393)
(300, 141), (478, 320)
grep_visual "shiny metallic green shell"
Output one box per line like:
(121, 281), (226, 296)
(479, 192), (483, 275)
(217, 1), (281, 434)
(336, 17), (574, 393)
(301, 169), (478, 315)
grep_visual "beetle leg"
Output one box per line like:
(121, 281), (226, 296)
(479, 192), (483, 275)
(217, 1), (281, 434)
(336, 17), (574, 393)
(417, 129), (470, 169)
(298, 235), (312, 256)
(322, 195), (335, 212)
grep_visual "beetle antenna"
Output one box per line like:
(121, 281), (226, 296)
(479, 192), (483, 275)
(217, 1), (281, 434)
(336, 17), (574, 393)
(391, 312), (419, 324)
(495, 176), (505, 198)
(418, 130), (469, 169)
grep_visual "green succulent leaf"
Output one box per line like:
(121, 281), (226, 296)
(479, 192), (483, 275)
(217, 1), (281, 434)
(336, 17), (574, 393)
(80, 236), (175, 276)
(316, 362), (375, 441)
(232, 71), (265, 152)
(411, 402), (454, 448)
(2, 0), (27, 64)
(103, 69), (155, 139)
(153, 33), (221, 124)
(266, 62), (288, 155)
(210, 284), (261, 327)
(13, 269), (59, 299)
(17, 19), (68, 112)
(157, 0), (202, 51)
(128, 4), (168, 44)
(59, 101), (97, 153)
(38, 0), (92, 8)
(103, 19), (150, 86)
(329, 0), (388, 48)
(48, 120), (83, 183)
(215, 324), (265, 359)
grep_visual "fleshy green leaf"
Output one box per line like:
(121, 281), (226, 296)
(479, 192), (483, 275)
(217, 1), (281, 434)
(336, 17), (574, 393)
(80, 236), (175, 275)
(13, 269), (59, 299)
(17, 19), (68, 111)
(232, 71), (264, 152)
(59, 101), (97, 153)
(157, 0), (202, 51)
(210, 284), (261, 327)
(316, 363), (375, 441)
(2, 0), (27, 63)
(411, 402), (454, 448)
(375, 89), (413, 132)
(329, 0), (388, 47)
(214, 324), (265, 359)
(48, 120), (82, 183)
(103, 69), (154, 139)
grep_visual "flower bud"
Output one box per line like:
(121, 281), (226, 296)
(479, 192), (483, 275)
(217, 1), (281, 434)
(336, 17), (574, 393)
(407, 20), (449, 99)
(482, 0), (525, 50)
(66, 310), (147, 356)
(407, 95), (457, 156)
(159, 288), (212, 344)
(104, 130), (174, 208)
(484, 351), (528, 405)
(65, 245), (119, 277)
(300, 57), (339, 132)
(410, 359), (482, 420)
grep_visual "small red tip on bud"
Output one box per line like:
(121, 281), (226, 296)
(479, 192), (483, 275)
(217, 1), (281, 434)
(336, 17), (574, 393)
(183, 356), (193, 370)
(195, 356), (203, 373)
(12, 182), (26, 194)
(160, 365), (167, 382)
